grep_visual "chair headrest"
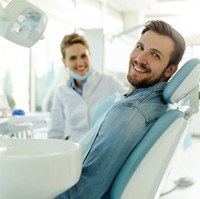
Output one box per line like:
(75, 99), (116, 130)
(163, 58), (200, 117)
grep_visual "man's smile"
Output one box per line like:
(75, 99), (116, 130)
(134, 65), (149, 73)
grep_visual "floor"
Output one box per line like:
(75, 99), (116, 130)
(160, 135), (200, 199)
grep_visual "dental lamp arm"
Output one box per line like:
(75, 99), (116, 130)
(0, 1), (8, 20)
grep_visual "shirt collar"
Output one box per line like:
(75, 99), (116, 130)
(68, 78), (87, 96)
(125, 82), (167, 98)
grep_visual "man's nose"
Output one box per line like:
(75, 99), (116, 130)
(137, 51), (148, 65)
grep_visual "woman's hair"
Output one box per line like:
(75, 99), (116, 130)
(60, 33), (89, 59)
(142, 20), (186, 66)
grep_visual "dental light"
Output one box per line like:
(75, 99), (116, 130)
(0, 0), (48, 48)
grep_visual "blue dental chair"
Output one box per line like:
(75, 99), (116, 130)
(110, 58), (200, 199)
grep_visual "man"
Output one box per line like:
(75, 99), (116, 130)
(55, 20), (186, 199)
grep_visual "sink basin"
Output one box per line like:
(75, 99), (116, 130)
(0, 138), (82, 199)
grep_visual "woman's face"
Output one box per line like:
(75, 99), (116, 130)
(62, 43), (91, 76)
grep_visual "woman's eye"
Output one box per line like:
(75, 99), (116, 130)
(81, 54), (87, 58)
(70, 56), (76, 60)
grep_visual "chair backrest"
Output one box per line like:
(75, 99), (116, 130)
(110, 58), (200, 199)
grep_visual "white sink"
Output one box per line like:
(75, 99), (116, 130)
(0, 138), (82, 199)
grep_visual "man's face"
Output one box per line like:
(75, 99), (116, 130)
(127, 30), (177, 88)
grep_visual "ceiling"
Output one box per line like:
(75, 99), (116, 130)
(105, 0), (200, 44)
(106, 0), (200, 16)
(2, 0), (200, 44)
(3, 0), (200, 24)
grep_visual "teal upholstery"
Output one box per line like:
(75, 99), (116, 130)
(110, 110), (183, 199)
(163, 58), (200, 104)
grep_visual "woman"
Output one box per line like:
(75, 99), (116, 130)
(48, 33), (125, 142)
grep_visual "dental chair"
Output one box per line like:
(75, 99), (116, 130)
(110, 58), (200, 199)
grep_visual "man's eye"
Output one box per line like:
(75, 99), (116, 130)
(152, 52), (160, 59)
(136, 45), (143, 50)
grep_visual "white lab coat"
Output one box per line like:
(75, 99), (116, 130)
(48, 72), (126, 142)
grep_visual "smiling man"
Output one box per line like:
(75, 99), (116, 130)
(128, 31), (176, 89)
(55, 20), (186, 199)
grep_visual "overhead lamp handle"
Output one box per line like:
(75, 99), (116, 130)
(0, 2), (8, 20)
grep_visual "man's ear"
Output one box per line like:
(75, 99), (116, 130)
(164, 64), (178, 78)
(62, 58), (65, 65)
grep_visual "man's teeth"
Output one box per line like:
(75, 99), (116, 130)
(134, 65), (146, 73)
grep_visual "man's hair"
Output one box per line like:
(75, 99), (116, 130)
(60, 33), (89, 59)
(142, 20), (186, 66)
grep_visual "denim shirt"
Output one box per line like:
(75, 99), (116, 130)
(55, 82), (168, 199)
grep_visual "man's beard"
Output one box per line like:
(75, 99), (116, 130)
(127, 60), (167, 88)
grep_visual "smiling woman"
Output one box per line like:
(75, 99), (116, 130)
(48, 32), (126, 143)
(61, 34), (92, 87)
